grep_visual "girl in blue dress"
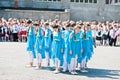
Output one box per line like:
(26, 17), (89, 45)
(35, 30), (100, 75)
(44, 23), (52, 66)
(80, 26), (91, 72)
(77, 25), (84, 67)
(51, 25), (64, 74)
(26, 20), (36, 67)
(62, 23), (72, 72)
(87, 24), (94, 63)
(69, 25), (83, 74)
(35, 23), (45, 69)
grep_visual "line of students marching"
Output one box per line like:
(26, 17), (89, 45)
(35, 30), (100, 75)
(26, 19), (95, 74)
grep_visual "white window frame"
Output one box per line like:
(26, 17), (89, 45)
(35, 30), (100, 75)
(70, 0), (97, 3)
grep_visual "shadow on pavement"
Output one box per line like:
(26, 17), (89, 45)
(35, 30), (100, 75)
(36, 66), (120, 79)
(73, 68), (119, 79)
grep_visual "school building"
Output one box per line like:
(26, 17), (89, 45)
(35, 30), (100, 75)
(0, 0), (120, 21)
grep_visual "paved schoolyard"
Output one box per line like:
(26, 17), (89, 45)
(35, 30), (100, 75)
(0, 42), (120, 80)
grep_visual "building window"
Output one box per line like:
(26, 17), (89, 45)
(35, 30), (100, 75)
(85, 0), (88, 3)
(71, 0), (74, 2)
(106, 0), (120, 4)
(70, 0), (97, 3)
(80, 0), (84, 2)
(76, 0), (79, 2)
(89, 0), (92, 3)
(106, 0), (109, 4)
(94, 0), (97, 3)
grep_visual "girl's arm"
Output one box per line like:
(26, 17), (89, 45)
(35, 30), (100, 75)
(69, 33), (73, 54)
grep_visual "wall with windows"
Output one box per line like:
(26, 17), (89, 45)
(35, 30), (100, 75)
(0, 0), (120, 21)
(103, 0), (120, 21)
(0, 9), (70, 21)
(0, 0), (69, 9)
(70, 0), (120, 21)
(70, 0), (101, 21)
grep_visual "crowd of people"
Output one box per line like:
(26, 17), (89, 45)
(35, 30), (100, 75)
(0, 18), (120, 46)
(0, 18), (28, 42)
(0, 18), (120, 74)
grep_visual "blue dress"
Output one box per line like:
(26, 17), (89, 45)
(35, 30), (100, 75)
(63, 30), (73, 65)
(68, 31), (83, 64)
(35, 28), (45, 58)
(44, 29), (52, 58)
(87, 30), (94, 62)
(82, 31), (91, 62)
(77, 30), (84, 63)
(88, 30), (94, 53)
(51, 31), (64, 66)
(26, 27), (36, 58)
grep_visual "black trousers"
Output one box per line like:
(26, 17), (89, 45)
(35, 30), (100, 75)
(109, 37), (117, 46)
(12, 33), (18, 42)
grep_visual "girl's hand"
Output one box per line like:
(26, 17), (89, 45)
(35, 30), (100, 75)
(61, 49), (63, 53)
(70, 50), (72, 55)
(80, 34), (83, 38)
(62, 34), (64, 38)
(70, 34), (72, 39)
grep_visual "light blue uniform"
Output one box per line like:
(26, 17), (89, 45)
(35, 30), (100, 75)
(26, 26), (36, 58)
(35, 28), (45, 58)
(64, 30), (73, 65)
(68, 31), (83, 64)
(87, 30), (94, 62)
(51, 31), (64, 66)
(82, 31), (91, 62)
(44, 29), (52, 58)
